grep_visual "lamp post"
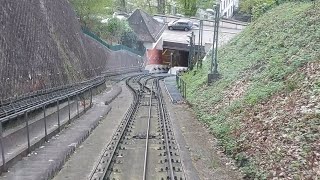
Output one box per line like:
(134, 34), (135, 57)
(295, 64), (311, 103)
(193, 20), (204, 69)
(187, 31), (195, 70)
(193, 31), (196, 67)
(213, 4), (220, 75)
(170, 52), (173, 74)
(208, 3), (221, 84)
(197, 20), (204, 69)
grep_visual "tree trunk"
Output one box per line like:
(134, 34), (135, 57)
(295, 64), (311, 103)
(147, 0), (152, 13)
(161, 0), (165, 14)
(121, 0), (127, 12)
(157, 0), (165, 14)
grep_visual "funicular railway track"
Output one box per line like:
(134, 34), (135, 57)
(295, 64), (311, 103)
(90, 74), (185, 180)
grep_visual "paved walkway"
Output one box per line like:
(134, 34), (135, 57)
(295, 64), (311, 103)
(164, 76), (185, 103)
(0, 85), (122, 180)
(53, 81), (132, 180)
(0, 99), (83, 166)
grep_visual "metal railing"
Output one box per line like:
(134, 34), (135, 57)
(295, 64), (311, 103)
(102, 66), (143, 77)
(176, 75), (187, 99)
(153, 14), (248, 30)
(0, 76), (106, 171)
(0, 83), (81, 108)
(0, 77), (104, 120)
(81, 27), (146, 56)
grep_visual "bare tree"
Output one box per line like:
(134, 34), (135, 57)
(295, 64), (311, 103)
(157, 0), (166, 14)
(120, 0), (127, 12)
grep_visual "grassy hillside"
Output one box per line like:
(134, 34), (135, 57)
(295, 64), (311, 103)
(183, 2), (320, 179)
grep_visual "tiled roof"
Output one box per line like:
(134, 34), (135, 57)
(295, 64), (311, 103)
(128, 9), (165, 43)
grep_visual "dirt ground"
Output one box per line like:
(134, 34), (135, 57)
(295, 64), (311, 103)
(161, 81), (243, 180)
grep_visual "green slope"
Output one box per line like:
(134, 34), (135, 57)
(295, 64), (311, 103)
(183, 2), (320, 179)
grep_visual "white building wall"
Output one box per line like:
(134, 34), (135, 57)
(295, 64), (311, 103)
(219, 0), (237, 18)
(143, 36), (163, 50)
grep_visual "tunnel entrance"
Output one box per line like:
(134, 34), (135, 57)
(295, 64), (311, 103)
(144, 41), (204, 73)
(162, 49), (189, 67)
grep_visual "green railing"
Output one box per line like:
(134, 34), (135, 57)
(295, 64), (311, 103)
(176, 75), (187, 99)
(81, 27), (145, 56)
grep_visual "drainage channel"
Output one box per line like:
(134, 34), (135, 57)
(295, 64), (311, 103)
(90, 74), (185, 180)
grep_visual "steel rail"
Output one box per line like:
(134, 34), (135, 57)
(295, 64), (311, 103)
(142, 80), (154, 180)
(142, 77), (154, 93)
(0, 76), (103, 107)
(137, 74), (149, 91)
(0, 85), (81, 118)
(102, 66), (142, 74)
(102, 68), (143, 78)
(0, 77), (105, 123)
(156, 79), (175, 179)
(89, 76), (140, 180)
(91, 74), (177, 180)
(0, 71), (133, 118)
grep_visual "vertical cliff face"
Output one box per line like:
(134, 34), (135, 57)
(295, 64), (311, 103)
(0, 0), (143, 100)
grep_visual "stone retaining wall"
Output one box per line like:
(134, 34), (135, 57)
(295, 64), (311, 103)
(0, 0), (143, 100)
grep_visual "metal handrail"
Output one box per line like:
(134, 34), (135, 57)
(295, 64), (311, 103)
(0, 75), (104, 106)
(0, 77), (105, 123)
(102, 66), (143, 74)
(0, 81), (85, 107)
(176, 75), (187, 99)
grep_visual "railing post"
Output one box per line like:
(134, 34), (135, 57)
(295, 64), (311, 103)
(83, 93), (86, 112)
(25, 112), (30, 153)
(57, 100), (60, 132)
(90, 88), (93, 108)
(176, 75), (178, 85)
(76, 94), (79, 118)
(182, 80), (184, 97)
(179, 78), (183, 93)
(0, 122), (6, 171)
(43, 105), (48, 142)
(182, 80), (184, 98)
(68, 96), (71, 124)
(184, 81), (187, 99)
(181, 80), (183, 97)
(184, 81), (186, 98)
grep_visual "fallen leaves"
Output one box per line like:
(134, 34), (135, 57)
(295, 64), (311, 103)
(232, 61), (320, 179)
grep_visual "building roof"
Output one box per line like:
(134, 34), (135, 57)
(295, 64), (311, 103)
(128, 9), (165, 43)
